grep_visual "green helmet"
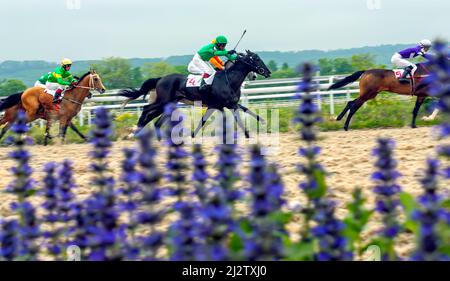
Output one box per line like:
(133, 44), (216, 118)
(215, 35), (228, 45)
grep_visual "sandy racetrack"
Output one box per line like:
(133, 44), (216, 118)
(0, 126), (446, 259)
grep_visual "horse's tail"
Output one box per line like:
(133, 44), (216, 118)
(0, 92), (23, 111)
(328, 71), (365, 90)
(118, 77), (161, 101)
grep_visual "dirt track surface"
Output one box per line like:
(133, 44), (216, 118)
(0, 126), (446, 259)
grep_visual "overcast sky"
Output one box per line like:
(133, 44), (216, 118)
(0, 0), (448, 62)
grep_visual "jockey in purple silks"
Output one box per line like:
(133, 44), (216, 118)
(391, 39), (433, 83)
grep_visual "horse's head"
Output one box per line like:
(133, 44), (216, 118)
(85, 69), (106, 94)
(238, 50), (271, 78)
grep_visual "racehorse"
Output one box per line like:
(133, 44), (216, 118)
(0, 70), (106, 144)
(328, 63), (430, 131)
(119, 50), (271, 138)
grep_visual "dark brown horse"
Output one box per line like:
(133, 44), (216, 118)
(328, 63), (430, 130)
(0, 70), (106, 144)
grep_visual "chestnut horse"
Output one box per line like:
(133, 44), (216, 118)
(328, 63), (430, 130)
(0, 70), (106, 144)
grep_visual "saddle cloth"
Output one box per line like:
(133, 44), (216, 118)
(186, 74), (203, 87)
(186, 73), (215, 88)
(392, 69), (428, 79)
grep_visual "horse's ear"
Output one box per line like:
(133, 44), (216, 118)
(89, 66), (95, 74)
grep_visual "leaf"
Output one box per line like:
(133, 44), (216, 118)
(239, 219), (253, 235)
(268, 211), (293, 225)
(283, 238), (315, 261)
(441, 199), (450, 210)
(308, 169), (327, 199)
(229, 233), (244, 254)
(399, 192), (420, 234)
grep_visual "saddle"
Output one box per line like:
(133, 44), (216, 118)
(393, 64), (429, 95)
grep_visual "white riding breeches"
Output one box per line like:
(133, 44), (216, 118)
(45, 82), (65, 96)
(34, 80), (46, 88)
(187, 53), (216, 85)
(391, 53), (417, 76)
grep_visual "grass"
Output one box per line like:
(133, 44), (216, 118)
(0, 94), (441, 145)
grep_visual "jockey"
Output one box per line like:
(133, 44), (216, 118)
(391, 39), (432, 83)
(34, 72), (51, 88)
(45, 58), (77, 103)
(188, 35), (238, 92)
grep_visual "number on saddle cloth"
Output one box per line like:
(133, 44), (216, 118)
(185, 74), (215, 88)
(393, 69), (405, 79)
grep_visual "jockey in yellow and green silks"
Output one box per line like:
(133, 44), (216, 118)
(188, 35), (238, 91)
(43, 58), (78, 103)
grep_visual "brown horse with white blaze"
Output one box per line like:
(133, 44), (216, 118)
(0, 70), (106, 144)
(328, 63), (430, 131)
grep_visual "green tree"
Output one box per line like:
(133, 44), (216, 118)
(318, 58), (334, 75)
(173, 65), (189, 75)
(0, 79), (27, 96)
(281, 62), (290, 71)
(351, 53), (377, 71)
(130, 67), (143, 87)
(93, 57), (134, 89)
(267, 60), (278, 72)
(141, 61), (176, 78)
(333, 58), (353, 74)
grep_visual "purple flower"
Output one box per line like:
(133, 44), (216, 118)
(6, 110), (35, 200)
(371, 138), (402, 260)
(311, 199), (352, 261)
(0, 219), (19, 260)
(192, 144), (209, 203)
(169, 202), (205, 261)
(411, 158), (449, 261)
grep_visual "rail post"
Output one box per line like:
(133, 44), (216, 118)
(79, 110), (84, 126)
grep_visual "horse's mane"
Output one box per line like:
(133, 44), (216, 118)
(76, 71), (91, 83)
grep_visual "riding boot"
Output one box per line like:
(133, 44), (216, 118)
(399, 66), (413, 83)
(199, 79), (212, 93)
(52, 90), (62, 103)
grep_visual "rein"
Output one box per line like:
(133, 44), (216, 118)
(63, 74), (97, 106)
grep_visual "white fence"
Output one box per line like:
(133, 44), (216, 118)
(76, 74), (360, 126)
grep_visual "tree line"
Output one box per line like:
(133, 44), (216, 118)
(0, 53), (384, 95)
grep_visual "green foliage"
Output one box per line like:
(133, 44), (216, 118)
(399, 192), (420, 233)
(283, 237), (315, 261)
(350, 53), (377, 70)
(267, 60), (278, 72)
(343, 188), (373, 253)
(141, 61), (176, 78)
(92, 57), (135, 89)
(0, 79), (27, 96)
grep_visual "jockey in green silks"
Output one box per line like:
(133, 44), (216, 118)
(188, 35), (238, 92)
(44, 58), (78, 103)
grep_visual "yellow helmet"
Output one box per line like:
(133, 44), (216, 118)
(61, 58), (73, 66)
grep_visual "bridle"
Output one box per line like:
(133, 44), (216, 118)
(235, 54), (267, 76)
(63, 74), (102, 106)
(73, 74), (102, 92)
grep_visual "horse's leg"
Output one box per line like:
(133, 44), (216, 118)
(43, 118), (53, 146)
(58, 117), (69, 144)
(0, 122), (12, 140)
(233, 109), (250, 138)
(336, 99), (356, 121)
(238, 104), (266, 124)
(192, 108), (215, 138)
(154, 113), (169, 141)
(0, 109), (14, 140)
(344, 98), (366, 131)
(411, 96), (426, 128)
(422, 108), (440, 121)
(137, 103), (164, 129)
(69, 122), (87, 141)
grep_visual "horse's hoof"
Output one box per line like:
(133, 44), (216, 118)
(344, 127), (349, 131)
(412, 125), (418, 129)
